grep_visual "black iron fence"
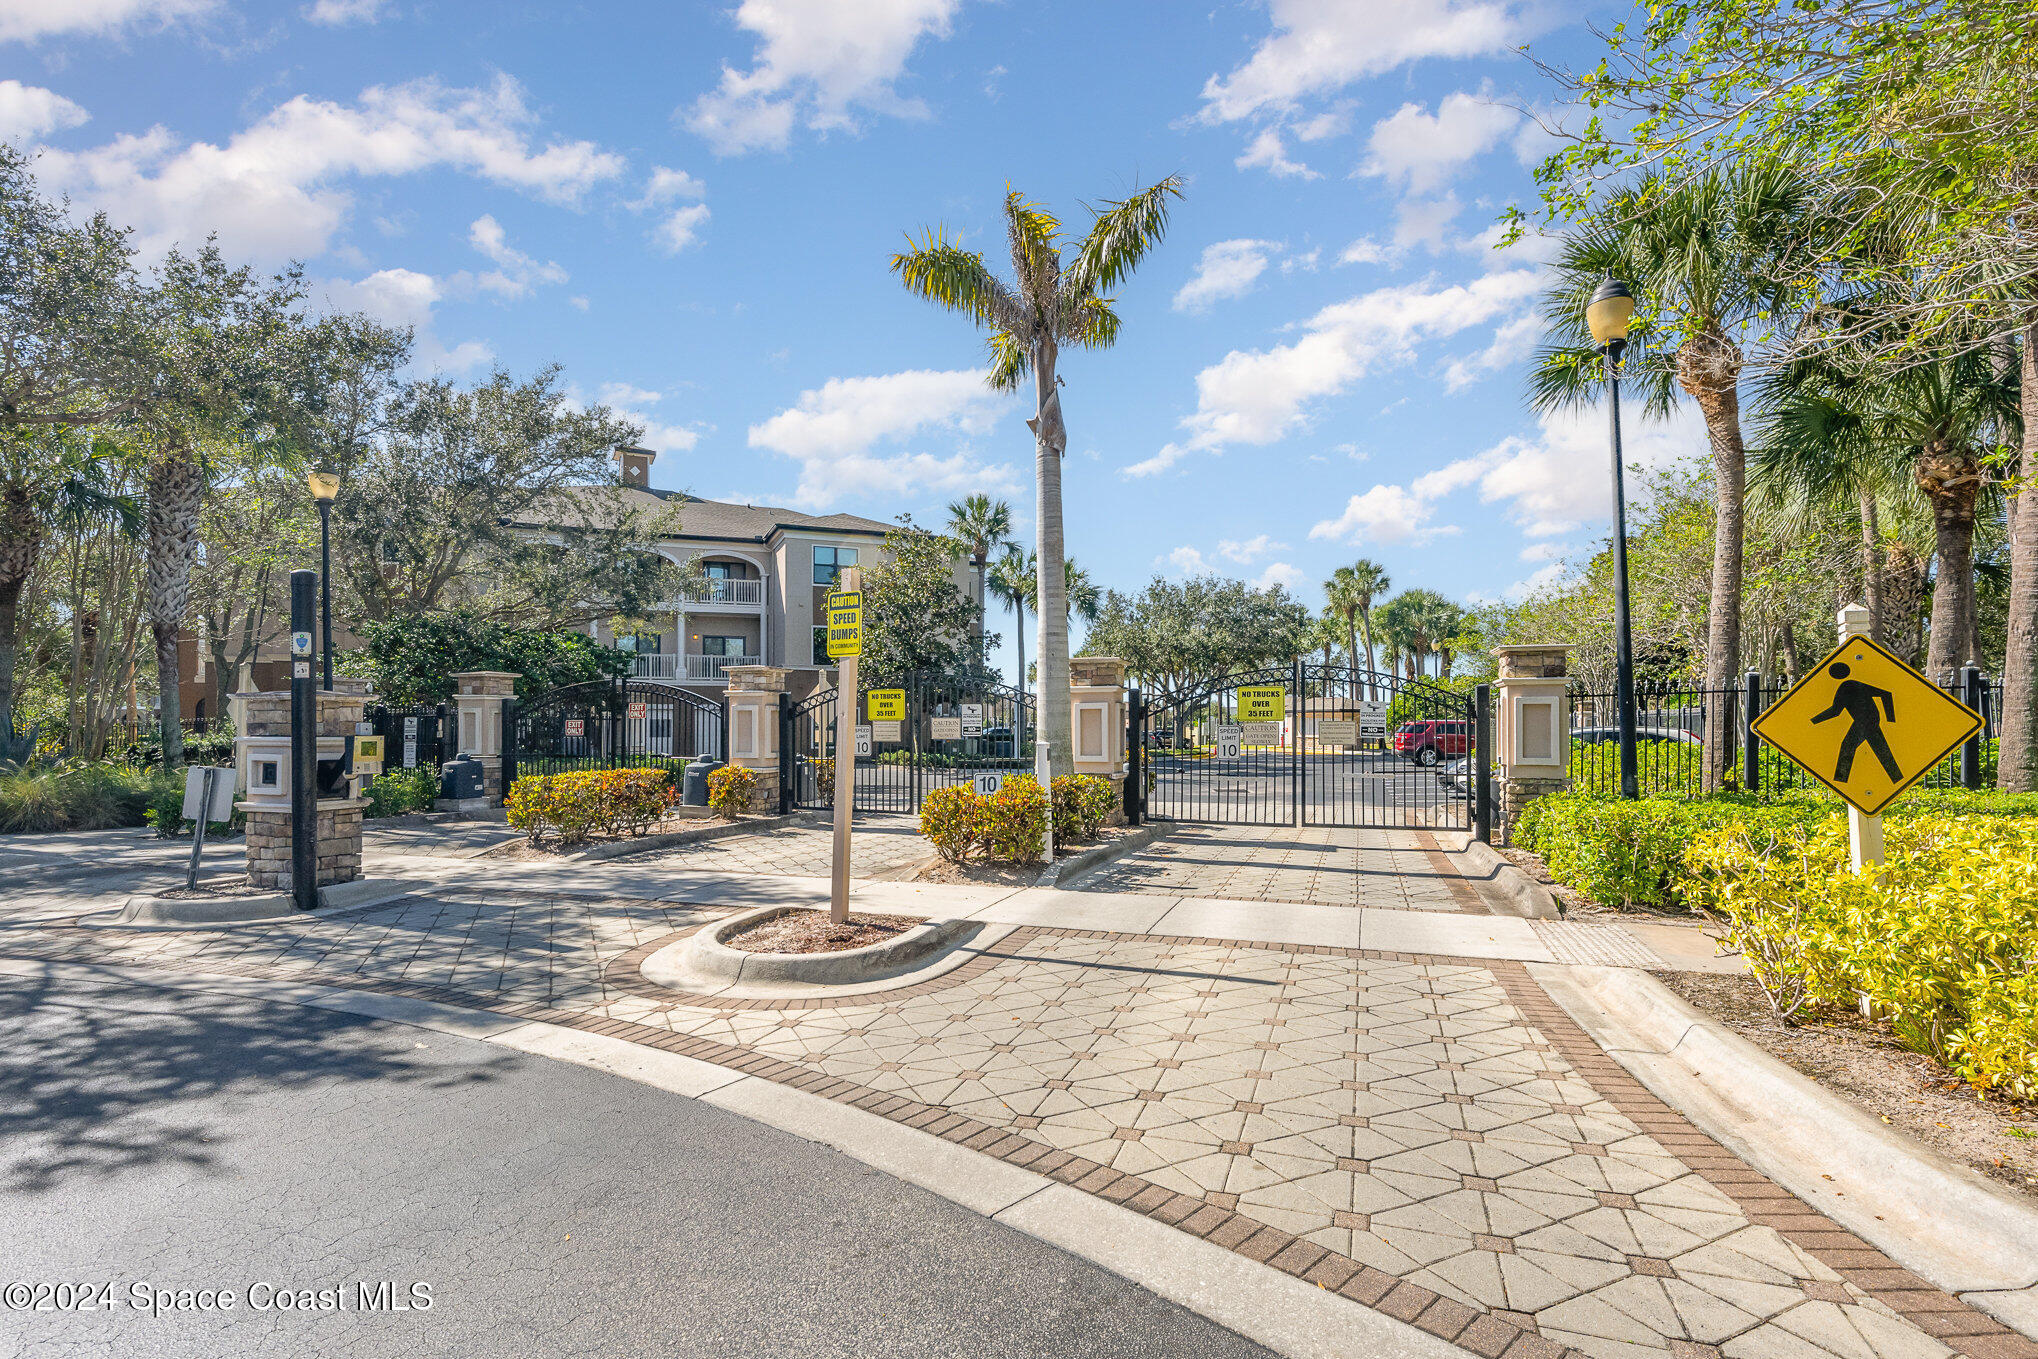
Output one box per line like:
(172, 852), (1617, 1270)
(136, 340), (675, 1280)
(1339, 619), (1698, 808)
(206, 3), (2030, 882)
(1567, 667), (1996, 799)
(366, 703), (450, 773)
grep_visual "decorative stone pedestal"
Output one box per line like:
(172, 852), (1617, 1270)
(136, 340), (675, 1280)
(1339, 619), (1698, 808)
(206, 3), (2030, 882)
(234, 686), (374, 893)
(1493, 645), (1571, 842)
(1070, 656), (1131, 826)
(450, 670), (518, 803)
(725, 665), (790, 815)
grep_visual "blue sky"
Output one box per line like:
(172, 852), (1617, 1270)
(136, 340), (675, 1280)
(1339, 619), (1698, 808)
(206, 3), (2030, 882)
(4, 0), (1703, 677)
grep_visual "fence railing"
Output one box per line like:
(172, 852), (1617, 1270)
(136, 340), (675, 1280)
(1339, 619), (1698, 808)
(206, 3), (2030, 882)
(632, 653), (762, 681)
(1566, 668), (1996, 799)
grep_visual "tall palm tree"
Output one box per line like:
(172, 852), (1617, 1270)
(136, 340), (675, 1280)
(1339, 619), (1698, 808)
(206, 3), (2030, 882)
(1303, 613), (1343, 671)
(893, 176), (1183, 783)
(1532, 158), (1818, 788)
(1373, 593), (1426, 680)
(945, 493), (1012, 659)
(1323, 559), (1389, 699)
(987, 545), (1031, 694)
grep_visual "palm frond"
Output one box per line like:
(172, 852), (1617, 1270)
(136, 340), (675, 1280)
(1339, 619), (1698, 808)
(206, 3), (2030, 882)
(1058, 295), (1120, 350)
(986, 331), (1029, 392)
(891, 231), (1025, 333)
(1064, 175), (1184, 298)
(1003, 189), (1062, 304)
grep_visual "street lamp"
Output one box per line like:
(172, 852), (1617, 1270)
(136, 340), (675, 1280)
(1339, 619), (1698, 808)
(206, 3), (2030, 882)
(1586, 275), (1640, 800)
(306, 465), (340, 692)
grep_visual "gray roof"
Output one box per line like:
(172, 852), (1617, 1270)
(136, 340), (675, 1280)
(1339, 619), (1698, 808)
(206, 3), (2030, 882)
(518, 485), (895, 543)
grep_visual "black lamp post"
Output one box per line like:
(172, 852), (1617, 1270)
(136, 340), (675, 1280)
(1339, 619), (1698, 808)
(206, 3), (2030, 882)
(306, 465), (340, 692)
(1587, 275), (1640, 800)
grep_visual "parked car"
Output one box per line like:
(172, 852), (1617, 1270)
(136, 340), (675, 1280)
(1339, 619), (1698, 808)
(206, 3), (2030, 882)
(1392, 719), (1471, 766)
(1571, 726), (1699, 746)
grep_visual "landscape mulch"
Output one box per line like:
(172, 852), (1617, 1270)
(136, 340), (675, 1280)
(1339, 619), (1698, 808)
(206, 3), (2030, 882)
(723, 909), (922, 955)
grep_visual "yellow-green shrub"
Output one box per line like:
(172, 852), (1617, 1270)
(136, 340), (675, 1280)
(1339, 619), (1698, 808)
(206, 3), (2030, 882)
(919, 784), (982, 863)
(706, 764), (756, 817)
(1688, 815), (2038, 1097)
(916, 774), (1050, 863)
(1052, 774), (1117, 845)
(505, 768), (673, 846)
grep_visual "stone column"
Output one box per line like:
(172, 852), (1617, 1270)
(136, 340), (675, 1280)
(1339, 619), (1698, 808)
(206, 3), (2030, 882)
(449, 671), (519, 802)
(234, 686), (372, 895)
(1492, 644), (1572, 842)
(1069, 655), (1130, 823)
(724, 664), (790, 814)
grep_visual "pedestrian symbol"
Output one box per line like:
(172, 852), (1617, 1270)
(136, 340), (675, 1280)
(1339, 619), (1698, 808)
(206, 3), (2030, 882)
(1751, 635), (1981, 815)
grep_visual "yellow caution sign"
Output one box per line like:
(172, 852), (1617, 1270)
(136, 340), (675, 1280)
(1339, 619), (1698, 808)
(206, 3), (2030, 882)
(1752, 635), (1981, 815)
(826, 590), (862, 660)
(1236, 685), (1285, 723)
(867, 688), (905, 721)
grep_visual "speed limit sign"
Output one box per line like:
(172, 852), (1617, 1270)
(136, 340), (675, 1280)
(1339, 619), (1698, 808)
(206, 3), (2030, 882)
(1215, 723), (1243, 760)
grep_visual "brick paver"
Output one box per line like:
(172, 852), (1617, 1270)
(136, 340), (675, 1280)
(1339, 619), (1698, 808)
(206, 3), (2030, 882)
(640, 814), (929, 880)
(5, 885), (2022, 1359)
(1078, 823), (1469, 910)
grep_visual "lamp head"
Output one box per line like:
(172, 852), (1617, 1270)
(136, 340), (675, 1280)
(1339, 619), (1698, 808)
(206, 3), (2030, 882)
(306, 466), (341, 504)
(1585, 275), (1635, 348)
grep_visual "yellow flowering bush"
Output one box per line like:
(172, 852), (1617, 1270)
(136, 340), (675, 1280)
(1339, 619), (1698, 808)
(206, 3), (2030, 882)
(1051, 774), (1118, 845)
(917, 774), (1053, 864)
(706, 764), (757, 818)
(505, 769), (674, 846)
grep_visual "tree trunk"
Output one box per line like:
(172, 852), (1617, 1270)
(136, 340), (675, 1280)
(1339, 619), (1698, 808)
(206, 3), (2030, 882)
(0, 486), (39, 741)
(1858, 486), (1882, 641)
(1012, 599), (1026, 695)
(1679, 335), (1746, 792)
(145, 452), (205, 767)
(1917, 441), (1981, 685)
(1999, 313), (2038, 790)
(1359, 608), (1378, 700)
(1029, 342), (1071, 783)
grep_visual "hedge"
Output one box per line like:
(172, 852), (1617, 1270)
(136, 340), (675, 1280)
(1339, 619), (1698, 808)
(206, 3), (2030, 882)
(1, 763), (179, 834)
(1689, 815), (2038, 1097)
(706, 764), (756, 817)
(506, 769), (674, 846)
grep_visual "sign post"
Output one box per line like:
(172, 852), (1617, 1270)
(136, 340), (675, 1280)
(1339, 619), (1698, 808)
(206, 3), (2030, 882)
(288, 570), (318, 912)
(825, 573), (863, 923)
(180, 765), (236, 889)
(1751, 603), (1982, 873)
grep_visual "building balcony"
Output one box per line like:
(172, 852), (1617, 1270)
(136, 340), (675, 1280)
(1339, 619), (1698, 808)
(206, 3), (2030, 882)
(661, 578), (764, 608)
(633, 653), (762, 682)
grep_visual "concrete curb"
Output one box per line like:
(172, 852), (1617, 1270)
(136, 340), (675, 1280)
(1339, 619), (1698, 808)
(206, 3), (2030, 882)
(680, 902), (980, 984)
(1532, 962), (2038, 1336)
(1038, 822), (1167, 887)
(1457, 839), (1561, 919)
(87, 877), (415, 929)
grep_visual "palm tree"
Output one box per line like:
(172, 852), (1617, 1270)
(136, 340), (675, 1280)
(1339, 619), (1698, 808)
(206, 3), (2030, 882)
(1532, 158), (1818, 788)
(1303, 613), (1343, 671)
(987, 545), (1031, 694)
(893, 176), (1183, 784)
(1323, 559), (1389, 699)
(1062, 558), (1102, 626)
(1374, 593), (1426, 680)
(945, 493), (1013, 659)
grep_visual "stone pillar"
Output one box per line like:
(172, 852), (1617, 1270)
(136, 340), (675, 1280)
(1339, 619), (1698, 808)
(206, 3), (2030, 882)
(234, 687), (371, 894)
(449, 671), (518, 802)
(1069, 655), (1130, 824)
(1493, 645), (1571, 842)
(724, 664), (790, 815)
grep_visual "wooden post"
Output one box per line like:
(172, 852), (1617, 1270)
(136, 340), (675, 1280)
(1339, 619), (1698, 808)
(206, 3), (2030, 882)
(1837, 603), (1883, 872)
(829, 566), (860, 923)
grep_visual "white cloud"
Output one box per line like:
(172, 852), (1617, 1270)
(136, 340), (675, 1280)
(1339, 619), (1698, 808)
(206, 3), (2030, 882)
(654, 203), (711, 253)
(630, 165), (706, 208)
(1162, 546), (1211, 575)
(1174, 238), (1279, 313)
(465, 213), (567, 298)
(1129, 269), (1541, 476)
(1234, 128), (1317, 179)
(1392, 194), (1462, 253)
(1441, 311), (1541, 391)
(304, 0), (388, 24)
(1519, 541), (1565, 562)
(1255, 561), (1305, 592)
(315, 268), (491, 373)
(1338, 236), (1388, 265)
(0, 80), (87, 141)
(0, 0), (215, 43)
(567, 295), (590, 311)
(598, 382), (664, 408)
(1219, 534), (1283, 563)
(1199, 0), (1530, 125)
(1362, 90), (1519, 195)
(748, 368), (1016, 507)
(685, 0), (959, 155)
(1503, 562), (1566, 602)
(1309, 405), (1705, 549)
(35, 75), (624, 263)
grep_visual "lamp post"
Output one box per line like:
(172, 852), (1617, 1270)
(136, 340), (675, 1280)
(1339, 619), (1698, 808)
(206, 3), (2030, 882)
(1586, 275), (1640, 800)
(306, 466), (340, 692)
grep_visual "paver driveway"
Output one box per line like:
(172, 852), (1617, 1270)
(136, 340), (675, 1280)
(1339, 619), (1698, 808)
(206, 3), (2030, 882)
(3, 883), (2021, 1359)
(1078, 822), (1470, 911)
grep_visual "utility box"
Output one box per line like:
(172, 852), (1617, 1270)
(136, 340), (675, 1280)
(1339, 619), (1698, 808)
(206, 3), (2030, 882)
(682, 753), (723, 807)
(440, 757), (485, 802)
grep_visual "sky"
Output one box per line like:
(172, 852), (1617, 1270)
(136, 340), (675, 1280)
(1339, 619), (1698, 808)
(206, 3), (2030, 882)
(2, 0), (1707, 679)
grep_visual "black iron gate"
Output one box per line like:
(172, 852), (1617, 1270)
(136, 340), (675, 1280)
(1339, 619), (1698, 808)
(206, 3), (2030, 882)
(366, 702), (448, 772)
(784, 669), (1035, 813)
(505, 677), (726, 786)
(1133, 662), (1481, 832)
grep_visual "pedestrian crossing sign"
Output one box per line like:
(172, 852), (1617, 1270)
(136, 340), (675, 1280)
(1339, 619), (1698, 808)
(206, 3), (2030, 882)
(1751, 635), (1981, 816)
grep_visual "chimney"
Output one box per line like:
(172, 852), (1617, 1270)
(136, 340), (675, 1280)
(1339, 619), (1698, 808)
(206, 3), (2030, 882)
(615, 445), (656, 490)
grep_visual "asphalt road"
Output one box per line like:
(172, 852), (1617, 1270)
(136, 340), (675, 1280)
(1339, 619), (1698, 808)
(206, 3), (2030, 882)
(0, 970), (1274, 1359)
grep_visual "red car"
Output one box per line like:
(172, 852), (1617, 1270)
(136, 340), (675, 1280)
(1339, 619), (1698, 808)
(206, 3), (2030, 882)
(1393, 719), (1470, 766)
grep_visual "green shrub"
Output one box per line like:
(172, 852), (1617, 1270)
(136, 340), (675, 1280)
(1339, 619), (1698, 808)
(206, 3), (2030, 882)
(1688, 815), (2038, 1097)
(919, 784), (983, 863)
(0, 768), (66, 833)
(1051, 774), (1116, 845)
(1514, 790), (1829, 909)
(706, 764), (756, 817)
(505, 769), (673, 847)
(365, 766), (439, 818)
(1, 762), (176, 834)
(916, 774), (1051, 864)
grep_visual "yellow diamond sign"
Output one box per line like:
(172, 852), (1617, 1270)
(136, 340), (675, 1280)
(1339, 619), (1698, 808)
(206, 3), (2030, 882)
(1751, 635), (1981, 816)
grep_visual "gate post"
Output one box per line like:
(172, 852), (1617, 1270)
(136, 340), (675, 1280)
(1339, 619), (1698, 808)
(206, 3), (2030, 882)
(1473, 683), (1492, 844)
(1492, 646), (1571, 843)
(1125, 689), (1144, 825)
(723, 665), (790, 815)
(1743, 671), (1763, 793)
(1069, 656), (1131, 823)
(1960, 667), (1984, 789)
(777, 693), (793, 815)
(449, 671), (520, 805)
